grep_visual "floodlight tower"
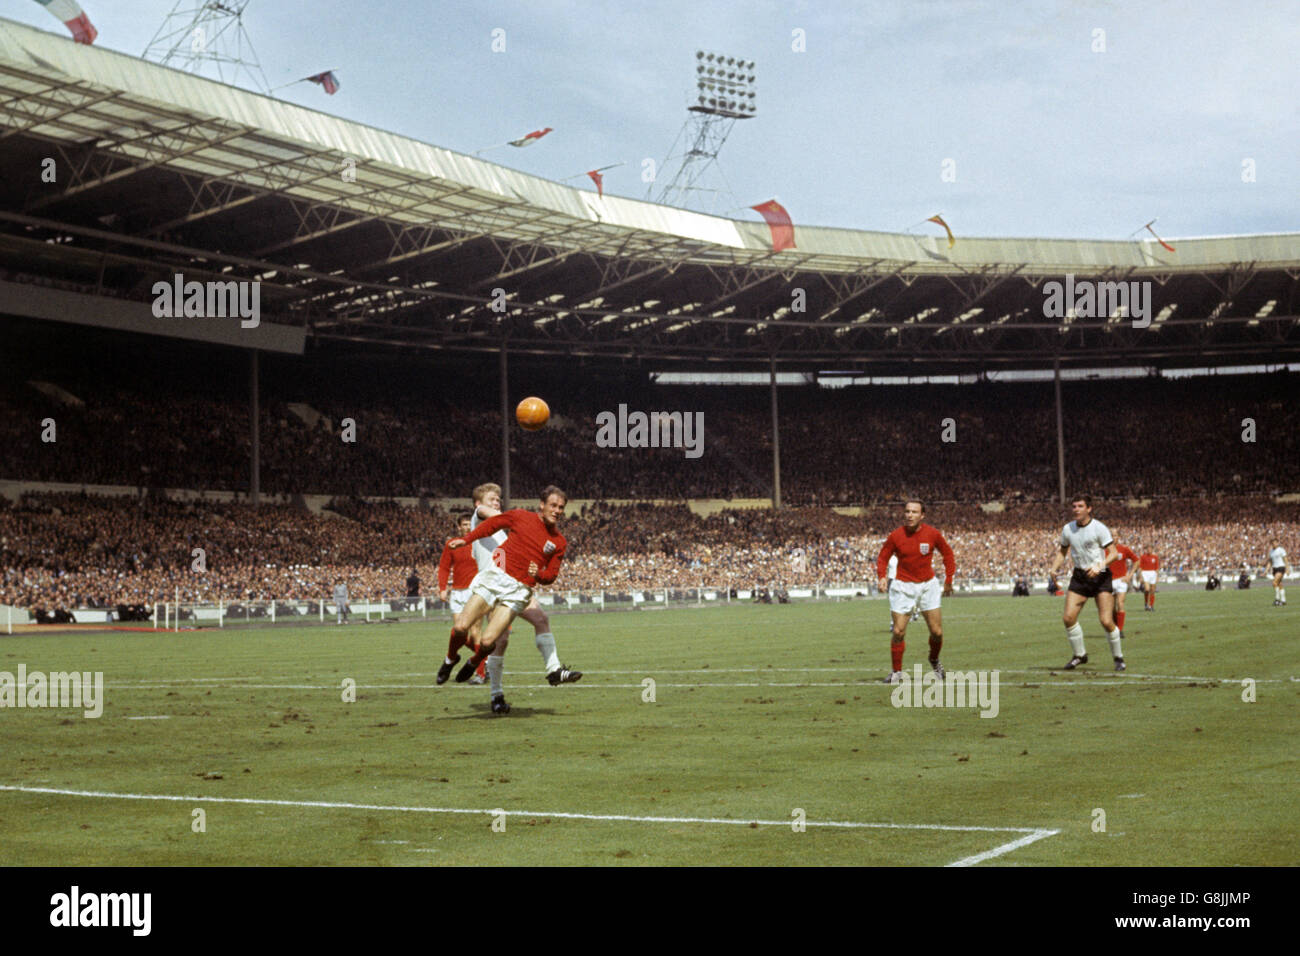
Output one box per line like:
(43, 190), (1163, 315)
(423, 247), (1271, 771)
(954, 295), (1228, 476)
(652, 50), (757, 212)
(142, 1), (270, 93)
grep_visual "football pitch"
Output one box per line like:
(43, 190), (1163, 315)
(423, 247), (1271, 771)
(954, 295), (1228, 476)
(0, 590), (1294, 866)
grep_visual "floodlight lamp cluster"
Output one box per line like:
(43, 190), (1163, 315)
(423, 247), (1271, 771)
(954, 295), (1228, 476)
(692, 50), (756, 117)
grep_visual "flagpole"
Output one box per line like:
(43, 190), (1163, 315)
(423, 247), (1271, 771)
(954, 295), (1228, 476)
(270, 70), (340, 95)
(559, 163), (625, 181)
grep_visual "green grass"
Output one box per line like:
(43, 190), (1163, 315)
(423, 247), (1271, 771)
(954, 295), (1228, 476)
(0, 590), (1295, 866)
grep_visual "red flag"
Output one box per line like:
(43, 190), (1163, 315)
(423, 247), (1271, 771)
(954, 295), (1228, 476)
(752, 200), (795, 252)
(510, 127), (553, 147)
(307, 71), (339, 95)
(1144, 220), (1175, 252)
(586, 169), (604, 198)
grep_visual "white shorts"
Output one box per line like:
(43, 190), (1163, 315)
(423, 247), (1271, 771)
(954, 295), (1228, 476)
(1141, 570), (1157, 585)
(449, 588), (471, 615)
(469, 565), (534, 615)
(1113, 578), (1129, 594)
(889, 578), (942, 616)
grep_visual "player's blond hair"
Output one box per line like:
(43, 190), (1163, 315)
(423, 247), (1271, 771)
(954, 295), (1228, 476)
(472, 482), (502, 504)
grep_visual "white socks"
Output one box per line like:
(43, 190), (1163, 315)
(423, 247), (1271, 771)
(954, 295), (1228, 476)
(1107, 628), (1123, 660)
(1066, 623), (1085, 656)
(535, 632), (561, 673)
(487, 654), (504, 695)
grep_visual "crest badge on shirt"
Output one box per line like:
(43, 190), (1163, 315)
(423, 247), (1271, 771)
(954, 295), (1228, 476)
(543, 541), (557, 555)
(920, 543), (930, 555)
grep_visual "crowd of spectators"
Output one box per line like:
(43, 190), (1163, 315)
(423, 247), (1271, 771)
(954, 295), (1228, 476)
(3, 370), (1296, 503)
(2, 492), (1294, 615)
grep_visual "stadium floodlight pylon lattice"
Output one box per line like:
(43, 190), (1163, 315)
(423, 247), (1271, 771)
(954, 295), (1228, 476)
(652, 50), (756, 213)
(142, 1), (270, 94)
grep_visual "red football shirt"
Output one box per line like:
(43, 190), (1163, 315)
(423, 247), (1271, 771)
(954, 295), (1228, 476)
(876, 524), (956, 585)
(461, 509), (566, 586)
(438, 537), (478, 590)
(1108, 543), (1138, 579)
(1139, 553), (1159, 571)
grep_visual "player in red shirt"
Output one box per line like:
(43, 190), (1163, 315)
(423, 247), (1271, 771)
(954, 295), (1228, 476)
(447, 486), (569, 713)
(437, 515), (486, 683)
(1108, 542), (1139, 638)
(875, 500), (956, 684)
(1138, 552), (1159, 610)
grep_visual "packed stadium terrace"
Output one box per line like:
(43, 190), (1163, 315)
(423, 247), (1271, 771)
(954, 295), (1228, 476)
(1, 358), (1297, 503)
(2, 493), (1295, 614)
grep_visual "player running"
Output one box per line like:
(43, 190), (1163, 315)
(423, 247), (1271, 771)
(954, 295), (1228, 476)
(1049, 495), (1125, 672)
(1267, 542), (1288, 606)
(445, 486), (573, 714)
(437, 514), (487, 684)
(435, 482), (580, 691)
(875, 500), (956, 684)
(1138, 549), (1159, 611)
(1108, 542), (1139, 640)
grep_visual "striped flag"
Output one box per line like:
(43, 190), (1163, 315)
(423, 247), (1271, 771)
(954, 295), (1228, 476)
(509, 127), (553, 147)
(307, 71), (340, 95)
(927, 214), (955, 248)
(752, 200), (795, 252)
(34, 0), (96, 44)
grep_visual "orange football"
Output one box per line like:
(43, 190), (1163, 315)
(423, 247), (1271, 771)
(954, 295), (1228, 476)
(515, 396), (550, 431)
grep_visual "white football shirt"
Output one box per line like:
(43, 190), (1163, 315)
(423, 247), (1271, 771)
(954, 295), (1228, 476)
(1060, 519), (1113, 572)
(470, 505), (509, 574)
(1268, 546), (1287, 568)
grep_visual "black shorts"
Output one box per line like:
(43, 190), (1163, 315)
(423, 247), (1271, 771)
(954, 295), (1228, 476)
(1068, 568), (1113, 598)
(1273, 566), (1287, 576)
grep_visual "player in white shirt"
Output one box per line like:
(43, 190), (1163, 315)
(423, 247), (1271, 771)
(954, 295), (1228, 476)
(885, 554), (897, 628)
(1267, 543), (1288, 606)
(332, 580), (350, 625)
(1048, 495), (1125, 672)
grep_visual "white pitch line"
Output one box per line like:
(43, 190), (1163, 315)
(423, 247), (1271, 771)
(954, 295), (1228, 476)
(104, 668), (1289, 687)
(98, 677), (1280, 692)
(946, 828), (1061, 867)
(0, 784), (1048, 837)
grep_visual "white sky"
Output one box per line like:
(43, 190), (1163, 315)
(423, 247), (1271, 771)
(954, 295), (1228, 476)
(10, 0), (1300, 238)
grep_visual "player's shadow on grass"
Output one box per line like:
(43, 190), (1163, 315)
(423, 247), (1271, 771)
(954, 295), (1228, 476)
(430, 705), (561, 721)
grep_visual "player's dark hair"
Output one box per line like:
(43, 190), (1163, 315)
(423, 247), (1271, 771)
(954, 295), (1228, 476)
(905, 499), (925, 513)
(541, 485), (568, 504)
(1071, 494), (1092, 508)
(457, 513), (472, 524)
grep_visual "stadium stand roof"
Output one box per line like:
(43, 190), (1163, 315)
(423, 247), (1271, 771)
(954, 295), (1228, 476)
(2, 15), (1298, 371)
